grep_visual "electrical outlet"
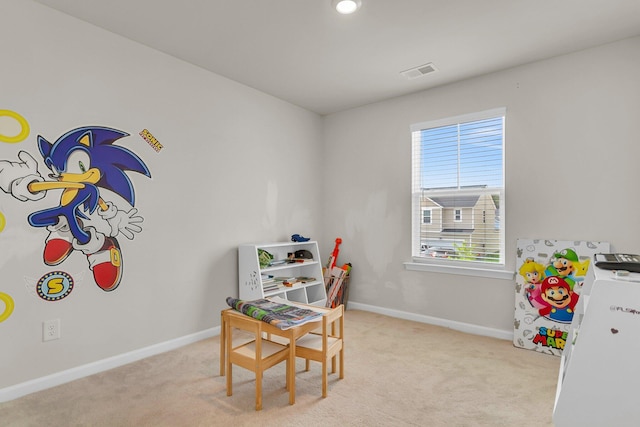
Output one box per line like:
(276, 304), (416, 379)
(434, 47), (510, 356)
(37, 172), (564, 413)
(43, 319), (61, 341)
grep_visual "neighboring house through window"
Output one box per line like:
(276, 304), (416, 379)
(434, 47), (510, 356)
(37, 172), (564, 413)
(411, 108), (505, 264)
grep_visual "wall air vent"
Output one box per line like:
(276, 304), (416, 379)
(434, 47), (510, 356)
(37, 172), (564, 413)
(400, 62), (438, 80)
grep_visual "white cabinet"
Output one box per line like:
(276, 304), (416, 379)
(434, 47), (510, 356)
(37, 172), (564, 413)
(238, 241), (327, 306)
(553, 266), (640, 426)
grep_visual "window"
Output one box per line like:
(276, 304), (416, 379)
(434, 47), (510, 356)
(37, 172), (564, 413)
(411, 108), (505, 266)
(422, 208), (432, 224)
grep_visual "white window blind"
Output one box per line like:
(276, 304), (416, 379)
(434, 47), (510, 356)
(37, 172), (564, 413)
(411, 108), (505, 265)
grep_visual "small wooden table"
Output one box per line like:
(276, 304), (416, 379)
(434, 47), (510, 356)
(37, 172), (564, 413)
(220, 305), (327, 405)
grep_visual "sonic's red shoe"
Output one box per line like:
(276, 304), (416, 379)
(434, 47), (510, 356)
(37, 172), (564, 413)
(43, 219), (75, 265)
(88, 237), (122, 291)
(44, 238), (73, 265)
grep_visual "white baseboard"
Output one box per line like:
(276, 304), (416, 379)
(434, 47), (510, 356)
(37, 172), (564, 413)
(347, 301), (513, 341)
(0, 326), (220, 403)
(2, 302), (512, 403)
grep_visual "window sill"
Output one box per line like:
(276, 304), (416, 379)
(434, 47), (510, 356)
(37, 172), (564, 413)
(404, 260), (515, 280)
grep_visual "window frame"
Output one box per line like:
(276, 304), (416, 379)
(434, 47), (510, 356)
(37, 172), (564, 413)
(406, 108), (512, 279)
(422, 208), (432, 224)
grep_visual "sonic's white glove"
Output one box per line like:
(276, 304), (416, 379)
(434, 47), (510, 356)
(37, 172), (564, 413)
(0, 151), (45, 201)
(98, 201), (143, 240)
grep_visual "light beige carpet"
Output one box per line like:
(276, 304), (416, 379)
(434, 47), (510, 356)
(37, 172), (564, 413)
(2, 310), (559, 426)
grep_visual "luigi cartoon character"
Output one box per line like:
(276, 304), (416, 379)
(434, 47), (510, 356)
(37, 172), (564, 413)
(545, 248), (581, 290)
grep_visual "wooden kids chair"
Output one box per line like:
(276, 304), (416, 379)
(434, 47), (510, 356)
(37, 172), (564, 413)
(294, 304), (344, 397)
(225, 313), (290, 410)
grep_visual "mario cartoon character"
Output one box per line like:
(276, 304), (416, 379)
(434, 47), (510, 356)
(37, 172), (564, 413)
(545, 248), (583, 290)
(538, 276), (579, 323)
(0, 126), (150, 291)
(518, 258), (546, 309)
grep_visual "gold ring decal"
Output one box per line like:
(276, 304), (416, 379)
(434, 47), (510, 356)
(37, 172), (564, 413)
(0, 211), (5, 233)
(0, 292), (15, 323)
(0, 109), (30, 143)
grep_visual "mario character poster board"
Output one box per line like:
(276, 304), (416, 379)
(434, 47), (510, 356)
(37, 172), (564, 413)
(513, 238), (609, 356)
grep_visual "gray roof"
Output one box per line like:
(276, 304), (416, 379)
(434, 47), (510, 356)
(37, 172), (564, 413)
(428, 195), (480, 208)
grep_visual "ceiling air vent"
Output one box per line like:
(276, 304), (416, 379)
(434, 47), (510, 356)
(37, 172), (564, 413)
(400, 63), (438, 80)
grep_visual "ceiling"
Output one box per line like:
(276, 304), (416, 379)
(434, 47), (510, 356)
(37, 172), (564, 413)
(32, 0), (640, 115)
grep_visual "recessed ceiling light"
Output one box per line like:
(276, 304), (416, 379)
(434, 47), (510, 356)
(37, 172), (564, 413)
(332, 0), (362, 14)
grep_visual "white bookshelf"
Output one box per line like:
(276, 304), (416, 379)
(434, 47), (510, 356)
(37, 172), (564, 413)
(238, 241), (327, 306)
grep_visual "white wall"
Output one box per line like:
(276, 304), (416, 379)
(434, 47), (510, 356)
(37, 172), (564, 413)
(322, 36), (640, 333)
(0, 0), (323, 391)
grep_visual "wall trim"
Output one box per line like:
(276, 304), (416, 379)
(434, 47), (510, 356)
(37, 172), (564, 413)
(347, 301), (513, 341)
(1, 302), (512, 402)
(0, 326), (219, 403)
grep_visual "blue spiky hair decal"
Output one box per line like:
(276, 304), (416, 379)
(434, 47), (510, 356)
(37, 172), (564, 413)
(38, 126), (151, 205)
